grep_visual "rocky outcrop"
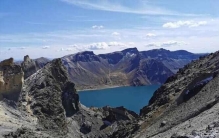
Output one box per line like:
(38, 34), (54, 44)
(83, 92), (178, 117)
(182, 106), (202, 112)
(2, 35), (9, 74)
(70, 105), (139, 138)
(0, 58), (80, 137)
(21, 55), (38, 79)
(4, 127), (49, 138)
(34, 57), (50, 68)
(19, 59), (79, 136)
(21, 55), (49, 79)
(0, 58), (24, 102)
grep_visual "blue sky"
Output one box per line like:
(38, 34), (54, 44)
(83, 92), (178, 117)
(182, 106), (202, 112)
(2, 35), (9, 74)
(0, 0), (219, 59)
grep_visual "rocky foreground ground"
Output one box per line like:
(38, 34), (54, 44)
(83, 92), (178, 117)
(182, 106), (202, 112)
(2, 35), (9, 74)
(111, 51), (219, 138)
(0, 57), (139, 138)
(0, 50), (219, 138)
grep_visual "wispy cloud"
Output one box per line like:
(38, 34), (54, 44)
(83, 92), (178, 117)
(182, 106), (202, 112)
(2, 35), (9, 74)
(42, 46), (50, 49)
(88, 42), (109, 50)
(88, 41), (130, 50)
(111, 32), (120, 36)
(60, 0), (192, 16)
(146, 33), (156, 37)
(19, 47), (27, 50)
(163, 20), (207, 28)
(146, 41), (188, 47)
(92, 25), (104, 29)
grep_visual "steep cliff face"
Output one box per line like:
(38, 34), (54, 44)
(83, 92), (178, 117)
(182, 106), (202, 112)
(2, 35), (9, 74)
(140, 48), (203, 73)
(131, 59), (174, 86)
(19, 59), (79, 135)
(0, 58), (80, 137)
(0, 58), (24, 101)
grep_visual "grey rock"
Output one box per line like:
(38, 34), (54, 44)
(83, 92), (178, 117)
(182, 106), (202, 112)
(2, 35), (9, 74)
(160, 121), (167, 127)
(19, 58), (79, 135)
(80, 121), (92, 134)
(21, 55), (49, 79)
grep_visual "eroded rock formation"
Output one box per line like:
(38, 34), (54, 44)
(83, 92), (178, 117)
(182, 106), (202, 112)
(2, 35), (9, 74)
(19, 55), (50, 79)
(0, 58), (24, 101)
(19, 59), (79, 135)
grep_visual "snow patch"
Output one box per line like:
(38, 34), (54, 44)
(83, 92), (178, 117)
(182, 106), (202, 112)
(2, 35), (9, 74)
(195, 76), (213, 87)
(186, 76), (213, 95)
(126, 52), (136, 58)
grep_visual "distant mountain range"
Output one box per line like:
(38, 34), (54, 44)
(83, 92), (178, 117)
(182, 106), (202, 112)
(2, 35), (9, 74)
(62, 48), (204, 90)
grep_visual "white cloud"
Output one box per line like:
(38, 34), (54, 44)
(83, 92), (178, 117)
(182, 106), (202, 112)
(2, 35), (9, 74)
(92, 25), (104, 29)
(88, 42), (109, 50)
(66, 48), (74, 51)
(42, 46), (50, 49)
(146, 41), (188, 47)
(162, 41), (188, 47)
(128, 42), (135, 46)
(56, 47), (76, 52)
(146, 43), (158, 47)
(163, 20), (207, 28)
(108, 42), (125, 46)
(146, 33), (156, 37)
(111, 32), (120, 36)
(88, 41), (129, 50)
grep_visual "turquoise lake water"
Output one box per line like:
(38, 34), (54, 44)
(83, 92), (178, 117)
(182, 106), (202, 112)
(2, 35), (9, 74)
(79, 85), (160, 114)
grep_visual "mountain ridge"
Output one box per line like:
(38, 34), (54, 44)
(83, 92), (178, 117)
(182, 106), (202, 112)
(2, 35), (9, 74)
(62, 48), (203, 90)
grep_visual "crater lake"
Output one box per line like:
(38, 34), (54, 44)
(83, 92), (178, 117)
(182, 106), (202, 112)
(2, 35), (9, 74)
(79, 85), (160, 114)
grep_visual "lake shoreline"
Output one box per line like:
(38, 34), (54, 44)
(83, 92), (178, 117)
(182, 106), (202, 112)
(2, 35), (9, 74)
(77, 85), (129, 92)
(77, 84), (160, 92)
